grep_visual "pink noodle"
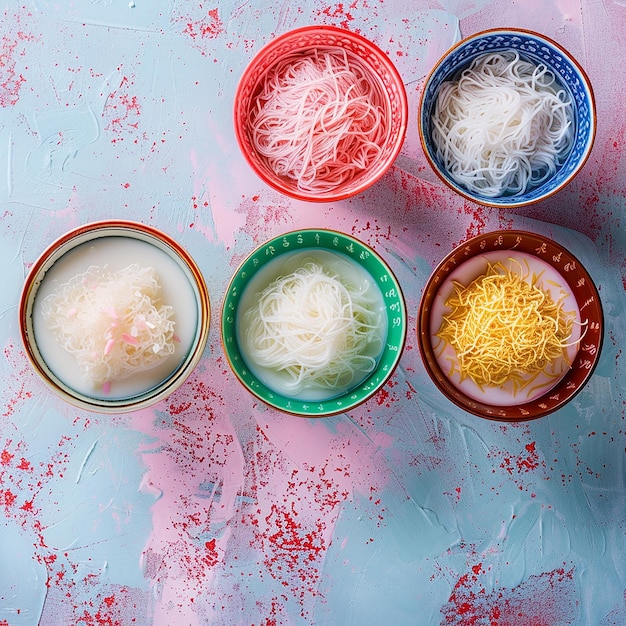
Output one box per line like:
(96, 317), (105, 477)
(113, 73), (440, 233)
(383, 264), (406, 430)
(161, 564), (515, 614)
(250, 48), (391, 193)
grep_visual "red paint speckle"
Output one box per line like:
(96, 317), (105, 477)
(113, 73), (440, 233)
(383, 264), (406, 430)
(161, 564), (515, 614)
(103, 75), (142, 144)
(500, 441), (542, 475)
(182, 8), (224, 40)
(236, 193), (292, 244)
(1, 448), (14, 466)
(204, 538), (220, 567)
(173, 5), (225, 57)
(0, 488), (17, 508)
(0, 9), (36, 107)
(441, 565), (577, 625)
(262, 501), (326, 588)
(317, 3), (356, 30)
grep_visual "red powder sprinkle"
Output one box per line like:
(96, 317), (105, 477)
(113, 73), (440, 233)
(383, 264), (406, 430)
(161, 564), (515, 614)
(183, 8), (224, 40)
(500, 441), (542, 476)
(317, 3), (356, 30)
(236, 193), (292, 244)
(103, 75), (142, 143)
(0, 23), (35, 107)
(0, 489), (17, 507)
(1, 448), (14, 465)
(441, 565), (577, 625)
(461, 202), (488, 241)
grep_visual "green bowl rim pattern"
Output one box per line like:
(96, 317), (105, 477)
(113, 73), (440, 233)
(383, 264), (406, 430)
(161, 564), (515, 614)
(221, 229), (407, 417)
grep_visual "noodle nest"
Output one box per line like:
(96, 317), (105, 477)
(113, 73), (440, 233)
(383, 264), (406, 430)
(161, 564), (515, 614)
(241, 259), (383, 394)
(437, 261), (576, 392)
(251, 48), (390, 193)
(40, 264), (176, 389)
(431, 51), (574, 197)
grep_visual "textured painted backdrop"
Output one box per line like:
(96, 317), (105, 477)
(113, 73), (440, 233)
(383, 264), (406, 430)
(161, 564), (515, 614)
(1, 0), (625, 624)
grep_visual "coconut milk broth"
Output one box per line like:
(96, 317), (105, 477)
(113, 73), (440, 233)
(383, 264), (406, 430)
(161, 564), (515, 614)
(430, 250), (582, 406)
(32, 236), (199, 400)
(236, 249), (388, 401)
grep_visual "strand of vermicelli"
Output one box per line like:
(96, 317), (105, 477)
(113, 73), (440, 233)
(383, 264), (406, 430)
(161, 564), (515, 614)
(437, 261), (577, 391)
(251, 47), (390, 192)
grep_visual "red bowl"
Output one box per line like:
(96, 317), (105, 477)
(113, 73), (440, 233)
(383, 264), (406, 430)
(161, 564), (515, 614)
(417, 230), (603, 421)
(234, 25), (408, 202)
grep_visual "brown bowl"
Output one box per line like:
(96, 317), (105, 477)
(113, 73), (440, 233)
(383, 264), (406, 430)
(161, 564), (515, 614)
(417, 230), (603, 420)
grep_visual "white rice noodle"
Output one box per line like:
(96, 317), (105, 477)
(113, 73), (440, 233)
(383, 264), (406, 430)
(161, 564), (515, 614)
(431, 51), (574, 197)
(40, 264), (176, 388)
(241, 260), (382, 393)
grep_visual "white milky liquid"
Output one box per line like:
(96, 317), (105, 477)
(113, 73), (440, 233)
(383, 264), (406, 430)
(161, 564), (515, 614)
(32, 236), (200, 400)
(236, 249), (388, 401)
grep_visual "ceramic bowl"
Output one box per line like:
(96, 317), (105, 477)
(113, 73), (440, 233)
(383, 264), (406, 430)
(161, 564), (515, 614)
(419, 28), (596, 208)
(417, 230), (603, 420)
(222, 229), (407, 416)
(234, 25), (408, 202)
(19, 221), (210, 413)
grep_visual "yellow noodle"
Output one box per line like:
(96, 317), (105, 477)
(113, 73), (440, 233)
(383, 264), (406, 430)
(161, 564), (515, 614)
(437, 261), (575, 391)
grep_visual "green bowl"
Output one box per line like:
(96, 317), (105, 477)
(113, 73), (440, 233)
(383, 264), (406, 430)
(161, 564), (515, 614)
(221, 229), (407, 416)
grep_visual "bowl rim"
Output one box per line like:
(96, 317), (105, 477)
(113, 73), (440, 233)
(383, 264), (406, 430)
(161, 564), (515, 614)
(418, 27), (597, 208)
(417, 229), (604, 421)
(233, 24), (409, 203)
(19, 219), (211, 413)
(220, 228), (407, 416)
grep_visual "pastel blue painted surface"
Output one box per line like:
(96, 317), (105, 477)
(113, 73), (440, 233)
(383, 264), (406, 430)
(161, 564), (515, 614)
(0, 0), (625, 625)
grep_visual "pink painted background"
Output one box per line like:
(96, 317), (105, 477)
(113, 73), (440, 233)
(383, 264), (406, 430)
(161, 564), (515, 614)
(1, 0), (625, 624)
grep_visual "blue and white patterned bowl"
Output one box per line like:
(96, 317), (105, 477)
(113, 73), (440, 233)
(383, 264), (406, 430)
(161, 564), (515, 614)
(419, 29), (596, 208)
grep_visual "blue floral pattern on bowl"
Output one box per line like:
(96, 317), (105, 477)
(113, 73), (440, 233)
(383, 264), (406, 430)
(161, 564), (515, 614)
(420, 29), (596, 208)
